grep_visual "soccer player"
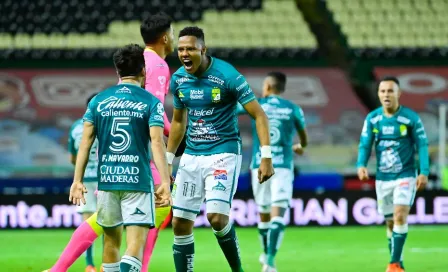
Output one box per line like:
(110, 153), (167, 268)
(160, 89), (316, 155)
(67, 93), (99, 272)
(166, 26), (275, 272)
(69, 44), (171, 272)
(357, 76), (429, 272)
(45, 13), (175, 272)
(239, 72), (307, 272)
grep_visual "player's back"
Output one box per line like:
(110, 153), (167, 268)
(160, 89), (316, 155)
(68, 118), (98, 181)
(170, 57), (256, 156)
(366, 106), (425, 180)
(250, 95), (305, 170)
(84, 83), (164, 193)
(143, 49), (170, 103)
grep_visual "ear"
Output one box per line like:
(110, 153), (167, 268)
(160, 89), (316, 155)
(163, 34), (168, 44)
(202, 45), (207, 55)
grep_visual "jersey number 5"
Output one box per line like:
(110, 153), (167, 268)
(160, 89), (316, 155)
(110, 117), (131, 153)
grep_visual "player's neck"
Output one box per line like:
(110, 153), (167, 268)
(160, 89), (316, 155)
(145, 45), (167, 59)
(120, 77), (141, 86)
(383, 104), (400, 117)
(195, 56), (211, 77)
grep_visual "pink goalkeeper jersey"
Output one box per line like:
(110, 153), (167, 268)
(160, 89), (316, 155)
(117, 48), (171, 136)
(143, 48), (171, 136)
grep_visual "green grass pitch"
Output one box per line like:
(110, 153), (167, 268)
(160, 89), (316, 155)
(1, 226), (446, 272)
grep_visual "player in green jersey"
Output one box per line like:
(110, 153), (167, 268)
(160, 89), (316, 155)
(357, 76), (429, 272)
(69, 44), (171, 272)
(67, 93), (99, 271)
(239, 72), (308, 272)
(166, 27), (275, 272)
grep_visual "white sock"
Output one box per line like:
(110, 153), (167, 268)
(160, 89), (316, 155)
(102, 262), (120, 272)
(393, 224), (408, 234)
(213, 222), (232, 237)
(121, 255), (142, 272)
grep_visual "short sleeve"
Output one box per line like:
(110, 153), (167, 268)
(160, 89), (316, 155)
(83, 100), (95, 124)
(149, 100), (165, 128)
(227, 72), (256, 105)
(293, 105), (306, 130)
(170, 77), (185, 109)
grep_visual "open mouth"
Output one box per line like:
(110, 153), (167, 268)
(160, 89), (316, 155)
(384, 99), (391, 105)
(183, 59), (193, 71)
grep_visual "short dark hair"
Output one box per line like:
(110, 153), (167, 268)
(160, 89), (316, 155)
(267, 71), (287, 93)
(86, 93), (97, 106)
(179, 26), (205, 44)
(113, 44), (145, 78)
(379, 76), (400, 87)
(140, 12), (173, 44)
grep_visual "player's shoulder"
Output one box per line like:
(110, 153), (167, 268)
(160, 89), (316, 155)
(367, 107), (383, 118)
(211, 57), (240, 79)
(397, 106), (421, 124)
(144, 51), (169, 72)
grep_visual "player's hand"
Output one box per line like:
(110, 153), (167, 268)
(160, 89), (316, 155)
(417, 174), (428, 191)
(69, 180), (87, 206)
(292, 143), (304, 155)
(155, 183), (171, 208)
(357, 167), (369, 181)
(258, 158), (275, 184)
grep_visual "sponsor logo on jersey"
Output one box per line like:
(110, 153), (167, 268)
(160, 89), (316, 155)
(382, 126), (394, 135)
(212, 87), (221, 103)
(97, 96), (148, 112)
(178, 91), (185, 98)
(213, 170), (228, 180)
(176, 77), (190, 86)
(190, 89), (204, 100)
(189, 108), (215, 117)
(208, 75), (224, 86)
(158, 76), (166, 86)
(236, 81), (248, 91)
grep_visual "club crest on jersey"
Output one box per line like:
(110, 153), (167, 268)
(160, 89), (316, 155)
(212, 87), (221, 103)
(399, 124), (407, 136)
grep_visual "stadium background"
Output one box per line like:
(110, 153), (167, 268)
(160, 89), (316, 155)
(0, 0), (447, 271)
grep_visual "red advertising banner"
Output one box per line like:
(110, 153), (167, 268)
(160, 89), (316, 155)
(374, 67), (448, 112)
(0, 68), (366, 177)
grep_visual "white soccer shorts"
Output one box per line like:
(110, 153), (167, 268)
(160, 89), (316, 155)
(96, 191), (155, 228)
(251, 168), (294, 210)
(375, 177), (417, 218)
(172, 153), (242, 221)
(76, 182), (98, 214)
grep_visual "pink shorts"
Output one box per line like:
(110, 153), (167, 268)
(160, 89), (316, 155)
(150, 161), (161, 186)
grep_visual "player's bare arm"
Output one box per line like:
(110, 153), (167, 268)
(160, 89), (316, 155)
(293, 128), (308, 155)
(243, 99), (275, 183)
(70, 121), (95, 206)
(150, 125), (172, 207)
(166, 107), (187, 174)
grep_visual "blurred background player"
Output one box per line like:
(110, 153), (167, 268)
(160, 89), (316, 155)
(239, 72), (307, 272)
(67, 93), (99, 272)
(45, 13), (175, 272)
(69, 44), (172, 272)
(357, 76), (429, 272)
(166, 26), (275, 272)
